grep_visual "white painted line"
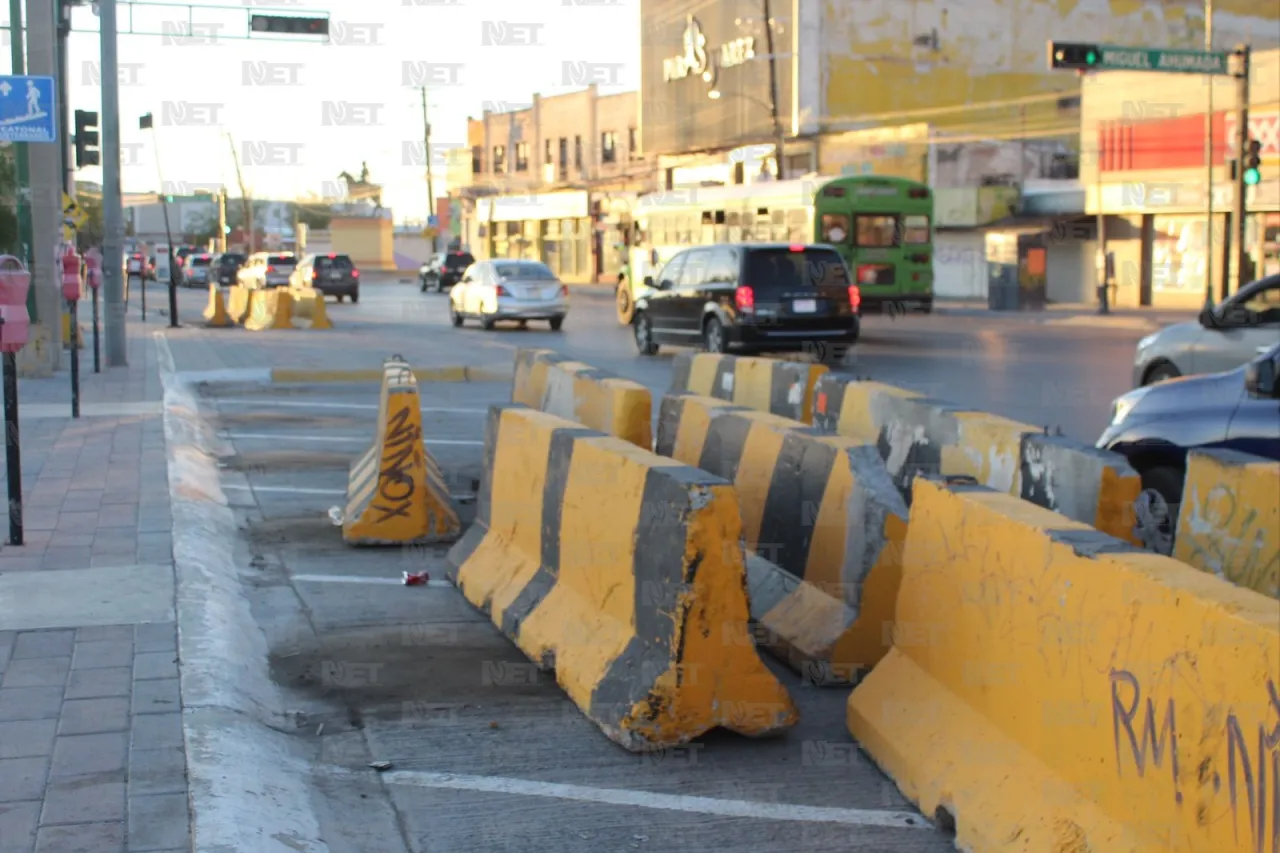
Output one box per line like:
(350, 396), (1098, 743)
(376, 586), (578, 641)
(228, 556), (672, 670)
(380, 771), (929, 829)
(223, 432), (482, 446)
(221, 484), (347, 496)
(214, 399), (487, 414)
(292, 574), (452, 588)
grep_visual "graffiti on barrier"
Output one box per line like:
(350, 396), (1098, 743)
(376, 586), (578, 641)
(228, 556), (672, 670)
(1182, 483), (1279, 596)
(373, 406), (420, 522)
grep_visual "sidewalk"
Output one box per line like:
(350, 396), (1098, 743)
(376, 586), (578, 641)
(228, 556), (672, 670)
(934, 299), (1197, 331)
(0, 326), (190, 853)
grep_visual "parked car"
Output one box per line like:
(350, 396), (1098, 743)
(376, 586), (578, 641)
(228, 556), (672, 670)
(290, 253), (360, 303)
(422, 251), (475, 292)
(631, 243), (861, 358)
(237, 252), (297, 289)
(1133, 273), (1280, 386)
(125, 252), (154, 281)
(212, 252), (246, 286)
(449, 260), (567, 330)
(183, 253), (214, 287)
(1098, 342), (1280, 553)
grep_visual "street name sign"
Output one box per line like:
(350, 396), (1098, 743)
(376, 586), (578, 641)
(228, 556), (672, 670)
(1098, 46), (1230, 75)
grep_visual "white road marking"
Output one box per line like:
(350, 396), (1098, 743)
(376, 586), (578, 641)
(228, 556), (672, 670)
(379, 771), (929, 829)
(223, 432), (482, 446)
(220, 484), (346, 496)
(214, 399), (487, 414)
(292, 574), (452, 588)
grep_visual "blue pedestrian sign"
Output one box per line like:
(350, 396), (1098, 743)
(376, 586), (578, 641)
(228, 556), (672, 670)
(427, 214), (439, 227)
(0, 76), (58, 143)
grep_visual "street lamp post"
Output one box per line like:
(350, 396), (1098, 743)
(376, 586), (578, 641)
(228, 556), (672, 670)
(708, 89), (786, 180)
(761, 0), (787, 180)
(139, 112), (179, 327)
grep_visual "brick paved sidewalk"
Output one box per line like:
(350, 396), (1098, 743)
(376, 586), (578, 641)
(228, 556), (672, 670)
(0, 325), (191, 853)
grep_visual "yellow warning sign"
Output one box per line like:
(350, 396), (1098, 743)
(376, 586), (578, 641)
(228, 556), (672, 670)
(63, 192), (87, 228)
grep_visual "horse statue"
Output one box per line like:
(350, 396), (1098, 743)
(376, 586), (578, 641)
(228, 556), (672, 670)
(337, 162), (383, 209)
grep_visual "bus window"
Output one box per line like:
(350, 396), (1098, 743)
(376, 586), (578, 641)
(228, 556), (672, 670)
(727, 212), (741, 227)
(856, 215), (899, 247)
(903, 215), (930, 244)
(787, 209), (808, 242)
(821, 214), (850, 244)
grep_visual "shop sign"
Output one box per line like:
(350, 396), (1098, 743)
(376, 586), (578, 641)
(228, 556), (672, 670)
(662, 15), (756, 85)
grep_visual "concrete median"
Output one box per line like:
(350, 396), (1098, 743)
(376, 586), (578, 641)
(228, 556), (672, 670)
(812, 374), (1141, 543)
(1174, 448), (1279, 599)
(290, 287), (334, 330)
(226, 284), (251, 325)
(244, 289), (293, 332)
(203, 284), (233, 328)
(848, 475), (1280, 853)
(511, 348), (651, 448)
(670, 353), (828, 424)
(656, 392), (908, 684)
(342, 356), (461, 545)
(447, 403), (798, 750)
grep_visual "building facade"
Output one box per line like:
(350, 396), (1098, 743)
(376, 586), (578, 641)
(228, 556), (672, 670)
(1081, 48), (1280, 309)
(453, 86), (655, 283)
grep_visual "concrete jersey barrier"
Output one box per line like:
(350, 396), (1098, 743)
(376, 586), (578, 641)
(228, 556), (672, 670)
(511, 348), (652, 449)
(670, 352), (828, 424)
(1174, 448), (1279, 599)
(202, 284), (233, 328)
(342, 356), (461, 545)
(656, 391), (909, 684)
(812, 374), (1142, 543)
(291, 287), (334, 330)
(226, 284), (251, 324)
(447, 403), (798, 750)
(848, 476), (1280, 853)
(244, 288), (294, 332)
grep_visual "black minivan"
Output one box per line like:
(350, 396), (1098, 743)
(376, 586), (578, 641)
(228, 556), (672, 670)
(632, 243), (861, 358)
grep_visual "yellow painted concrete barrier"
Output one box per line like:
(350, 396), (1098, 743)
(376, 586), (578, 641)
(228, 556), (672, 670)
(291, 287), (334, 330)
(447, 403), (798, 750)
(226, 284), (251, 324)
(670, 353), (828, 424)
(813, 374), (1142, 543)
(243, 288), (293, 331)
(656, 392), (909, 684)
(342, 356), (461, 545)
(61, 312), (85, 350)
(511, 348), (651, 449)
(202, 284), (233, 327)
(1174, 448), (1279, 599)
(848, 476), (1280, 853)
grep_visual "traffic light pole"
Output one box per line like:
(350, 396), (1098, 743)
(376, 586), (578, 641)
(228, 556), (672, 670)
(1230, 44), (1250, 298)
(100, 0), (127, 367)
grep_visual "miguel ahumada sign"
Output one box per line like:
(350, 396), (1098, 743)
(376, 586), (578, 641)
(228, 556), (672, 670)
(662, 15), (755, 86)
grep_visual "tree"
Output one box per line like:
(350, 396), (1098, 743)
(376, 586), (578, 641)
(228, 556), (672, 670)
(0, 146), (20, 255)
(294, 203), (331, 231)
(74, 191), (104, 250)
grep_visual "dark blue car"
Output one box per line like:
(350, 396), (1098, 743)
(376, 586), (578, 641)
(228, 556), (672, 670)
(1098, 342), (1280, 551)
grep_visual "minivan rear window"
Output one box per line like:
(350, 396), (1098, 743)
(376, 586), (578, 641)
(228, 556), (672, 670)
(267, 255), (296, 265)
(191, 256), (212, 267)
(744, 247), (850, 291)
(316, 255), (354, 270)
(444, 253), (475, 269)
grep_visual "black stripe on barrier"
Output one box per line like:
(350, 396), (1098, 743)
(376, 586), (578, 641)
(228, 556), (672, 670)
(445, 403), (513, 573)
(669, 352), (694, 395)
(757, 429), (838, 580)
(653, 394), (686, 458)
(696, 409), (752, 484)
(499, 425), (595, 653)
(590, 464), (726, 730)
(710, 356), (735, 403)
(812, 374), (845, 431)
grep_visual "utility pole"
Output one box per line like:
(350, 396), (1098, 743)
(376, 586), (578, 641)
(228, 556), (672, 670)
(100, 0), (127, 366)
(217, 189), (227, 253)
(762, 0), (787, 180)
(8, 0), (37, 323)
(420, 87), (436, 252)
(55, 0), (73, 197)
(1230, 43), (1250, 297)
(226, 134), (254, 253)
(1202, 0), (1215, 309)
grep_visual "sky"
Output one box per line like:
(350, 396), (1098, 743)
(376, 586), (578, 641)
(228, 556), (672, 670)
(12, 0), (641, 223)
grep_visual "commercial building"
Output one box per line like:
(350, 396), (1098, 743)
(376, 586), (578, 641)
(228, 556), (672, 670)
(453, 86), (656, 284)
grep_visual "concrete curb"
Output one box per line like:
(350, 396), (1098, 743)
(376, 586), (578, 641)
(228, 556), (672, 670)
(157, 334), (331, 853)
(177, 364), (513, 387)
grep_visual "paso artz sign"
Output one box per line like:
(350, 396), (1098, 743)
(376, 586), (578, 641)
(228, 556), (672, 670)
(662, 15), (755, 85)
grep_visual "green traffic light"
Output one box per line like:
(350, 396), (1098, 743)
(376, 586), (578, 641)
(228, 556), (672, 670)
(1086, 50), (1097, 65)
(1244, 168), (1261, 186)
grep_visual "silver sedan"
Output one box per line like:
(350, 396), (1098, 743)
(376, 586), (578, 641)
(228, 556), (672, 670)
(449, 259), (569, 331)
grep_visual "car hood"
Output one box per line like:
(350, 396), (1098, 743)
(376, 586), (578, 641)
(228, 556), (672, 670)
(1115, 362), (1245, 423)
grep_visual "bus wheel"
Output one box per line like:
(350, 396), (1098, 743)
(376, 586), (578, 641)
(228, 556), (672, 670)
(616, 285), (634, 325)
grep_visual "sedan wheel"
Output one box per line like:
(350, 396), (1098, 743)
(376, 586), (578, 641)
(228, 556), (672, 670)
(449, 303), (463, 327)
(634, 312), (658, 356)
(1144, 362), (1181, 384)
(703, 317), (728, 354)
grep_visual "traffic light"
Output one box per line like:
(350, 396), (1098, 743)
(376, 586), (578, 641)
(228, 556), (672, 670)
(73, 110), (99, 168)
(1243, 138), (1262, 186)
(249, 14), (328, 35)
(1048, 41), (1101, 70)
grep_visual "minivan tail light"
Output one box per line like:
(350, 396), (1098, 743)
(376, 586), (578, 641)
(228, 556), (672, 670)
(267, 265), (276, 273)
(734, 285), (755, 311)
(848, 285), (862, 311)
(495, 285), (512, 297)
(311, 268), (319, 281)
(351, 269), (359, 278)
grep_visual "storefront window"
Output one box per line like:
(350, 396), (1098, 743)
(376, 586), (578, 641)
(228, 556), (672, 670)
(1151, 216), (1208, 294)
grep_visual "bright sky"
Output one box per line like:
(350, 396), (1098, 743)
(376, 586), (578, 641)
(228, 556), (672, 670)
(30, 0), (640, 223)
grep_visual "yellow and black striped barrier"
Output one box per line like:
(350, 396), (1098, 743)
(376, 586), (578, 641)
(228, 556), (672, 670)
(656, 391), (908, 684)
(447, 403), (797, 750)
(669, 352), (828, 424)
(511, 348), (651, 449)
(203, 284), (233, 327)
(226, 284), (252, 325)
(342, 356), (460, 545)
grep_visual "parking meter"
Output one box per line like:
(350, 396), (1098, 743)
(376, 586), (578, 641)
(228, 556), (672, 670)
(0, 256), (31, 353)
(62, 246), (83, 301)
(84, 248), (102, 291)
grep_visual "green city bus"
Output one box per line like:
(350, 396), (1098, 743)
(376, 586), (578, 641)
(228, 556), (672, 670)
(619, 175), (934, 324)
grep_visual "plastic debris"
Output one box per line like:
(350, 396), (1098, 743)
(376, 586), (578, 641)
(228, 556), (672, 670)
(368, 761), (393, 771)
(403, 571), (430, 586)
(327, 506), (343, 526)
